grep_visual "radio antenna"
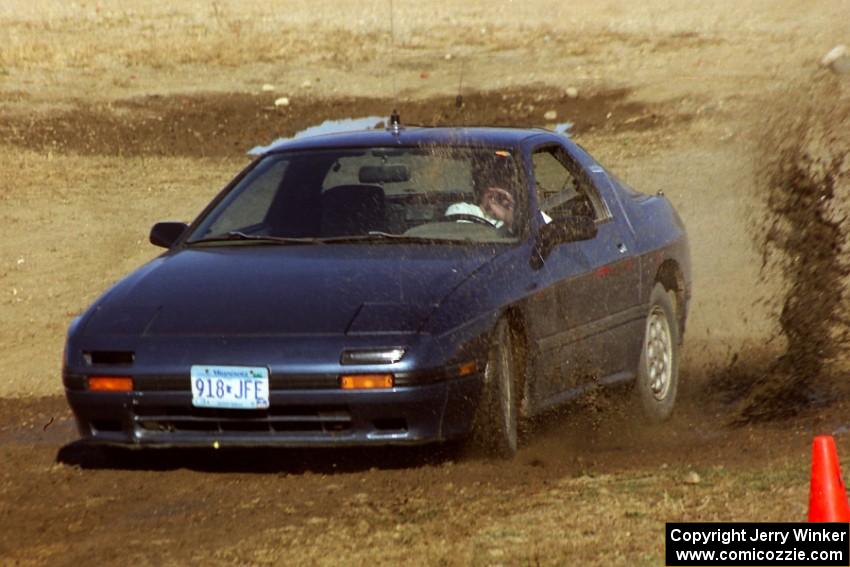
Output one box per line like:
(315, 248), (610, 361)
(455, 58), (465, 124)
(388, 0), (398, 111)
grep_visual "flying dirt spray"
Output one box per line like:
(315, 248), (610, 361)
(733, 79), (850, 422)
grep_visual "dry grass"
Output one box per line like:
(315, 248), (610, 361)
(0, 15), (384, 70)
(0, 0), (517, 71)
(2, 0), (843, 104)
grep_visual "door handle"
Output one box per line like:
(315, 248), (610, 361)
(617, 242), (628, 254)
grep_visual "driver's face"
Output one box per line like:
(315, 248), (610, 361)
(479, 186), (513, 208)
(479, 186), (516, 227)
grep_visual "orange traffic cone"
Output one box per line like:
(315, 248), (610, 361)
(808, 435), (850, 522)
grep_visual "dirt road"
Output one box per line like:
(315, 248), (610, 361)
(2, 386), (845, 566)
(1, 0), (849, 564)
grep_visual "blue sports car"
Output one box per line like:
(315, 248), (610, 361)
(63, 121), (691, 457)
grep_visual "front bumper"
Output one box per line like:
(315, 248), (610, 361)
(65, 374), (482, 448)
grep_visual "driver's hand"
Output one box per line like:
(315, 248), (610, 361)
(481, 186), (515, 228)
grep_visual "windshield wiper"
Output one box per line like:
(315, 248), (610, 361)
(188, 231), (323, 246)
(316, 232), (457, 244)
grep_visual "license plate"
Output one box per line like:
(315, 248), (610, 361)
(190, 365), (270, 409)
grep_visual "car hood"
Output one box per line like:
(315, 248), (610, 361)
(82, 244), (502, 337)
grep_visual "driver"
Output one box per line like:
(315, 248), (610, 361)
(445, 160), (552, 230)
(445, 155), (520, 230)
(445, 185), (516, 230)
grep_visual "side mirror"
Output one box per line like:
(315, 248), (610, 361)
(531, 216), (597, 268)
(149, 221), (188, 248)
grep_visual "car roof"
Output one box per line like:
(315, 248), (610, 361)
(262, 126), (550, 154)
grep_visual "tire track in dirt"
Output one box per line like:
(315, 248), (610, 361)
(0, 87), (689, 158)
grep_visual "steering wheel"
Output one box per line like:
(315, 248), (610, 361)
(444, 213), (497, 227)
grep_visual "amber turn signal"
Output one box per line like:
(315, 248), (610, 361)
(87, 376), (133, 392)
(458, 361), (477, 376)
(340, 374), (393, 390)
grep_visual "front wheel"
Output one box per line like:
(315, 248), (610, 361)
(636, 283), (680, 422)
(469, 319), (520, 458)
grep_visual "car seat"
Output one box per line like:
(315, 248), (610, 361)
(320, 184), (386, 237)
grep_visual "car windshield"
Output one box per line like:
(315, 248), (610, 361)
(187, 145), (526, 244)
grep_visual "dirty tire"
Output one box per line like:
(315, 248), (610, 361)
(470, 319), (519, 459)
(636, 283), (680, 422)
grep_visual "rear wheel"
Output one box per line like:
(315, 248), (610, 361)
(636, 283), (680, 422)
(470, 319), (519, 458)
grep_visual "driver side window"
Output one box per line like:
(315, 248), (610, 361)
(532, 147), (606, 222)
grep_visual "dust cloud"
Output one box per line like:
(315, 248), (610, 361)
(723, 78), (850, 422)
